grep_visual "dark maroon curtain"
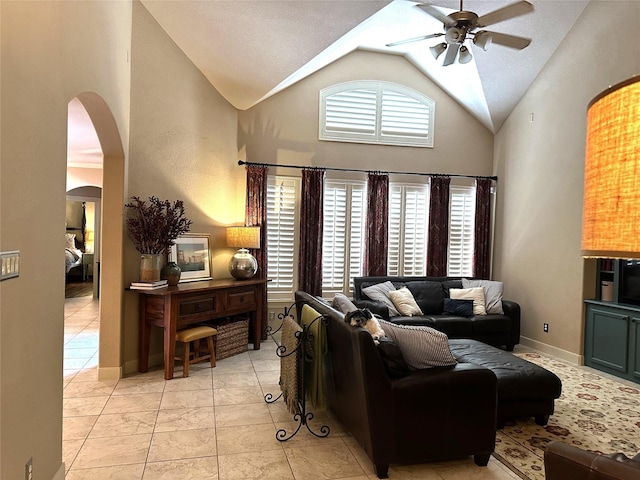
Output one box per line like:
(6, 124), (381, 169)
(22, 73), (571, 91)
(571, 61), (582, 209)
(245, 165), (268, 278)
(473, 178), (492, 279)
(364, 172), (389, 276)
(298, 168), (325, 296)
(426, 176), (451, 276)
(245, 164), (268, 339)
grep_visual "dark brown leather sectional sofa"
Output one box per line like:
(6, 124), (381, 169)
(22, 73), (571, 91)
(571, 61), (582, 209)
(545, 441), (640, 480)
(295, 291), (498, 479)
(353, 276), (521, 351)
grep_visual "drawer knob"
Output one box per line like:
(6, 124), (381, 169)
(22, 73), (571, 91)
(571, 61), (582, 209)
(239, 296), (245, 303)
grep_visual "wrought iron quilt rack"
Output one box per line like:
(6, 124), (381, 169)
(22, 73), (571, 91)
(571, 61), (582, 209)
(264, 301), (330, 441)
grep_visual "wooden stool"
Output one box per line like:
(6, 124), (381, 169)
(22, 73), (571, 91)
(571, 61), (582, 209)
(174, 326), (217, 377)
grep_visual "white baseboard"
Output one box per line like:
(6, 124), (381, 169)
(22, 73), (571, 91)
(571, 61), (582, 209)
(98, 366), (123, 381)
(519, 336), (584, 365)
(52, 462), (65, 480)
(124, 353), (164, 376)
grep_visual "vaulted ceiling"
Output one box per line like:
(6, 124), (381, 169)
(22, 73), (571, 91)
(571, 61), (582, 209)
(69, 0), (592, 166)
(140, 0), (590, 133)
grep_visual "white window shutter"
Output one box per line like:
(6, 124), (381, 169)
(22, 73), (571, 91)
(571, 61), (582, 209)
(380, 90), (432, 140)
(348, 183), (366, 293)
(402, 187), (428, 276)
(322, 183), (348, 293)
(448, 186), (475, 277)
(266, 177), (300, 302)
(320, 81), (435, 148)
(322, 180), (366, 296)
(324, 89), (377, 137)
(387, 183), (429, 276)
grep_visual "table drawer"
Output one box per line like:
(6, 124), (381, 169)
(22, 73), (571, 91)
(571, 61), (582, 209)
(225, 289), (257, 310)
(179, 295), (217, 317)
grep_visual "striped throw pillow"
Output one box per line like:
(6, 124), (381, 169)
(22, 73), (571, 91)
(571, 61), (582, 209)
(379, 320), (457, 369)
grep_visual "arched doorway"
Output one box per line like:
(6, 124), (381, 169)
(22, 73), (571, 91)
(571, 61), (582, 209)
(69, 92), (126, 380)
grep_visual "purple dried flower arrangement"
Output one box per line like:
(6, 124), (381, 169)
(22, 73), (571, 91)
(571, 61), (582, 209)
(125, 196), (193, 254)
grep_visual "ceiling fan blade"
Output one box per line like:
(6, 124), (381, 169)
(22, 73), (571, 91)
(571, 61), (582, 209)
(481, 31), (531, 50)
(476, 0), (534, 28)
(442, 43), (459, 66)
(416, 4), (457, 27)
(386, 33), (443, 47)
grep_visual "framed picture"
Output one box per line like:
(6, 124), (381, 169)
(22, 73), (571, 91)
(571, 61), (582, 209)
(169, 233), (212, 283)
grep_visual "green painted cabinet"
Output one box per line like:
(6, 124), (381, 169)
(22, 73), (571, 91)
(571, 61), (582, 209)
(584, 300), (640, 383)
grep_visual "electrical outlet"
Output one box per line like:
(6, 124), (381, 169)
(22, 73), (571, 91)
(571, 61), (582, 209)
(269, 311), (275, 321)
(25, 457), (33, 480)
(543, 323), (549, 333)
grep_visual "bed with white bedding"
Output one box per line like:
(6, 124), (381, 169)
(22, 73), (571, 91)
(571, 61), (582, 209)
(65, 232), (84, 278)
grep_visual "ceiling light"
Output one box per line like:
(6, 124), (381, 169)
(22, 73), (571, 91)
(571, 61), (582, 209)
(581, 76), (640, 258)
(430, 43), (447, 60)
(473, 31), (492, 51)
(459, 46), (473, 64)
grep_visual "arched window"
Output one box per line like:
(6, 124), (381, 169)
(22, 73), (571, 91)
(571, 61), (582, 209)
(319, 81), (435, 147)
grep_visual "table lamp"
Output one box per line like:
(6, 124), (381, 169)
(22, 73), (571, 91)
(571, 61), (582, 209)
(226, 226), (260, 279)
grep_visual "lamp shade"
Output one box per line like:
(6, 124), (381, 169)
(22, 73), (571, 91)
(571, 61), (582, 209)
(581, 76), (640, 258)
(226, 226), (260, 249)
(430, 43), (447, 60)
(473, 31), (492, 51)
(458, 46), (473, 64)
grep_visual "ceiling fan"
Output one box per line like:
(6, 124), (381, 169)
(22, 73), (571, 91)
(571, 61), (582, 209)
(387, 0), (534, 66)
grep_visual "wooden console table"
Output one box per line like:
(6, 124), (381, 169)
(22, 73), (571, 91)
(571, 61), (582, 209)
(137, 278), (268, 380)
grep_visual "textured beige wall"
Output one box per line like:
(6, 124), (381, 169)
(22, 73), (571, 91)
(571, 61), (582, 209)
(0, 1), (132, 479)
(493, 0), (640, 360)
(239, 49), (495, 179)
(124, 2), (243, 371)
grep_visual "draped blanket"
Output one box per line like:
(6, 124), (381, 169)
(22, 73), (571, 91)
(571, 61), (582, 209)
(301, 304), (327, 411)
(280, 316), (302, 415)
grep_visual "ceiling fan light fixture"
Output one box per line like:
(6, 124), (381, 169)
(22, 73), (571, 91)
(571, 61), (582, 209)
(445, 27), (465, 44)
(473, 31), (492, 51)
(458, 46), (473, 64)
(430, 42), (447, 60)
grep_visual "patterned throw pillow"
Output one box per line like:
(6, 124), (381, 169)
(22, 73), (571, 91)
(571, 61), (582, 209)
(450, 287), (486, 315)
(388, 287), (423, 316)
(361, 281), (400, 317)
(379, 319), (457, 369)
(462, 278), (504, 314)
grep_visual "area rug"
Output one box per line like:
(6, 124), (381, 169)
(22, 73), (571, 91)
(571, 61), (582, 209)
(492, 351), (640, 480)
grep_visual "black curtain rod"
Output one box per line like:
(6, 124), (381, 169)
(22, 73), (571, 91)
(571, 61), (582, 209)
(237, 160), (497, 182)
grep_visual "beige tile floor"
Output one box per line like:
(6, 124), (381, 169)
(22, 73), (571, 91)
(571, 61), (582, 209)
(63, 295), (522, 480)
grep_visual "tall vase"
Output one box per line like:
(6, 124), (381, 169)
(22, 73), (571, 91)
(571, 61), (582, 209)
(161, 261), (182, 286)
(139, 254), (163, 282)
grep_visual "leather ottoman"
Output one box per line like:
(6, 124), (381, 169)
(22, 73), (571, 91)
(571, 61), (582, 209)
(449, 339), (562, 428)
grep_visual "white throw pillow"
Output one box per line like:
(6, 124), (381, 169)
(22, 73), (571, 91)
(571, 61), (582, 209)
(462, 279), (504, 314)
(379, 319), (457, 369)
(388, 287), (423, 316)
(450, 287), (486, 315)
(361, 281), (400, 317)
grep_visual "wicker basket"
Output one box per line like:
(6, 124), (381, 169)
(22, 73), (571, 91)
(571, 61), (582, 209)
(214, 317), (249, 360)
